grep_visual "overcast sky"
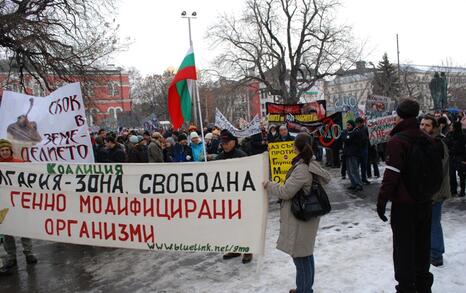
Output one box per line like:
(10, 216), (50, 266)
(114, 0), (466, 75)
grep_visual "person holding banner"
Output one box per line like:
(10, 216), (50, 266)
(0, 139), (38, 275)
(215, 130), (252, 264)
(264, 133), (330, 293)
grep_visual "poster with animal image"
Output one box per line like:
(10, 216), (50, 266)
(0, 83), (94, 162)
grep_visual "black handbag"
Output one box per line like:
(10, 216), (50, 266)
(291, 177), (331, 221)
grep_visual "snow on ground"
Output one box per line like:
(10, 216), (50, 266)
(79, 176), (466, 293)
(1, 168), (465, 292)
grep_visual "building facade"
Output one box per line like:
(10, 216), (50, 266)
(0, 64), (131, 129)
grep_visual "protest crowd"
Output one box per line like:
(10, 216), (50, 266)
(1, 96), (466, 293)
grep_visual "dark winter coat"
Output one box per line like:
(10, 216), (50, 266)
(207, 139), (220, 155)
(216, 147), (247, 160)
(170, 143), (193, 162)
(127, 143), (148, 163)
(94, 144), (109, 163)
(250, 132), (268, 155)
(275, 134), (294, 142)
(343, 127), (363, 157)
(106, 145), (126, 163)
(148, 139), (164, 163)
(378, 118), (431, 205)
(267, 132), (279, 143)
(368, 145), (379, 163)
(445, 131), (466, 160)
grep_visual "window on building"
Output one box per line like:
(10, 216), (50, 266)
(108, 107), (123, 120)
(107, 82), (120, 96)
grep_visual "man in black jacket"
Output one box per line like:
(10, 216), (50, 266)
(249, 125), (268, 155)
(343, 120), (363, 191)
(105, 136), (126, 163)
(377, 99), (436, 293)
(216, 130), (251, 264)
(355, 117), (371, 184)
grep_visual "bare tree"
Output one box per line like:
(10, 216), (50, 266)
(208, 0), (360, 104)
(399, 60), (466, 110)
(0, 0), (125, 91)
(131, 69), (175, 121)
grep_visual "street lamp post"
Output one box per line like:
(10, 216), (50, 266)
(181, 11), (207, 162)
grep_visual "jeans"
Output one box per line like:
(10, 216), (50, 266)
(293, 255), (315, 293)
(3, 236), (33, 260)
(391, 203), (433, 293)
(431, 201), (444, 261)
(346, 156), (362, 187)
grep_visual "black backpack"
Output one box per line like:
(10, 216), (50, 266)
(396, 132), (443, 203)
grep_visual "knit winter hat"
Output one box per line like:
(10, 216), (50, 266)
(346, 120), (356, 128)
(396, 99), (420, 119)
(190, 132), (200, 140)
(178, 133), (188, 142)
(0, 139), (12, 150)
(129, 135), (139, 144)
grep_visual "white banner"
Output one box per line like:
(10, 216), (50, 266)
(215, 108), (261, 138)
(0, 154), (269, 254)
(0, 83), (94, 163)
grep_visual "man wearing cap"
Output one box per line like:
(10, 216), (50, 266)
(0, 139), (38, 275)
(377, 99), (435, 293)
(215, 130), (252, 264)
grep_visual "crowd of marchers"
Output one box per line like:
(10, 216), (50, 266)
(1, 103), (466, 293)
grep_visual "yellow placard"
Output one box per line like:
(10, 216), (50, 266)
(0, 208), (8, 224)
(268, 141), (296, 184)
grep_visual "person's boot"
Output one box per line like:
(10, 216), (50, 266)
(4, 259), (17, 270)
(0, 266), (13, 276)
(289, 290), (296, 293)
(431, 257), (443, 267)
(459, 189), (465, 197)
(25, 254), (38, 265)
(223, 253), (241, 260)
(242, 253), (253, 264)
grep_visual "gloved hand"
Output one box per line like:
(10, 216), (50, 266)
(377, 202), (388, 222)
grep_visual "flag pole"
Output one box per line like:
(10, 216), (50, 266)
(182, 10), (207, 162)
(195, 80), (208, 162)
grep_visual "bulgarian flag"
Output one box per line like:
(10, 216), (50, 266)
(168, 47), (197, 129)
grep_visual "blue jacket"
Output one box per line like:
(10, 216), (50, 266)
(190, 142), (205, 162)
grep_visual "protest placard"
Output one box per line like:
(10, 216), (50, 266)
(365, 95), (396, 119)
(0, 83), (94, 163)
(286, 112), (343, 147)
(266, 101), (326, 123)
(215, 108), (261, 138)
(268, 141), (296, 184)
(367, 115), (397, 145)
(0, 154), (269, 254)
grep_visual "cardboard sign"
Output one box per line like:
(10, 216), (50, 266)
(368, 115), (397, 145)
(268, 141), (296, 184)
(0, 83), (94, 163)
